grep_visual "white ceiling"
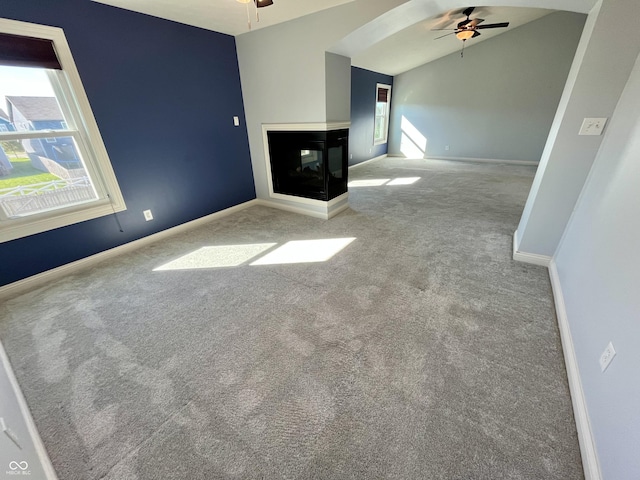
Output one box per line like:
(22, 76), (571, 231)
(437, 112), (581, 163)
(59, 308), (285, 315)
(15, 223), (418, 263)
(351, 7), (553, 75)
(91, 1), (559, 75)
(91, 0), (355, 36)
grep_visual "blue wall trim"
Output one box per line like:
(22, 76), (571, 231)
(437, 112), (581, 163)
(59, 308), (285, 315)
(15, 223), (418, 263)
(0, 0), (256, 287)
(349, 66), (393, 166)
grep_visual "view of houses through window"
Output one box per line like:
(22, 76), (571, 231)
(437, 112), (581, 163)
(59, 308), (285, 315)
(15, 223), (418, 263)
(0, 65), (98, 219)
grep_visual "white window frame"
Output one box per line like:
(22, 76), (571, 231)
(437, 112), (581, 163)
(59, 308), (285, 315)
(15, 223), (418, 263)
(0, 18), (126, 243)
(373, 83), (392, 146)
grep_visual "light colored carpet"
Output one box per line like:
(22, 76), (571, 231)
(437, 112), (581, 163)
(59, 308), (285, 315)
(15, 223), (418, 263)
(0, 157), (583, 479)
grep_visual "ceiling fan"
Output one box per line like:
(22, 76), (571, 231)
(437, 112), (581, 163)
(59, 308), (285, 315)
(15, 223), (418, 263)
(432, 7), (510, 54)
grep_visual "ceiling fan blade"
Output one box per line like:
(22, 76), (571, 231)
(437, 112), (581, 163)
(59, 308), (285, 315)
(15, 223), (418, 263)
(457, 18), (471, 29)
(462, 6), (475, 17)
(434, 32), (456, 40)
(468, 18), (484, 28)
(476, 22), (510, 29)
(472, 31), (481, 38)
(430, 28), (457, 31)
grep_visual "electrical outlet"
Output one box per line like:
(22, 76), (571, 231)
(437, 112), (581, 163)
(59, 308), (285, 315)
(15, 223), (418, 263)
(599, 342), (616, 372)
(143, 209), (153, 221)
(233, 116), (239, 127)
(445, 145), (450, 151)
(579, 117), (608, 136)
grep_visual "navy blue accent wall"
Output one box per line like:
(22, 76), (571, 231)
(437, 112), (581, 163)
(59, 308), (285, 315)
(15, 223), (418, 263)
(0, 0), (255, 287)
(349, 66), (393, 166)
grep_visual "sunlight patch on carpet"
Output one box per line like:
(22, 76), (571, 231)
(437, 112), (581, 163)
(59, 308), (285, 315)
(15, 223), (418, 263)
(154, 243), (277, 271)
(387, 177), (421, 185)
(348, 179), (390, 187)
(250, 238), (356, 265)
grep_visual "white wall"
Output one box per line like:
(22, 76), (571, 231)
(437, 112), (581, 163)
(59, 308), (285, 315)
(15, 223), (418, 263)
(553, 52), (640, 480)
(387, 12), (585, 162)
(515, 0), (640, 257)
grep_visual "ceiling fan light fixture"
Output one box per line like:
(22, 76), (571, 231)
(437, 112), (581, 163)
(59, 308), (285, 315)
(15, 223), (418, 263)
(456, 30), (474, 41)
(255, 0), (274, 6)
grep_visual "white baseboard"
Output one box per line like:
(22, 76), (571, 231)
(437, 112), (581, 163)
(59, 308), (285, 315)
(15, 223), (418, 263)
(0, 341), (59, 479)
(348, 154), (387, 169)
(512, 230), (552, 266)
(0, 200), (259, 301)
(425, 155), (539, 166)
(254, 197), (349, 220)
(548, 260), (602, 480)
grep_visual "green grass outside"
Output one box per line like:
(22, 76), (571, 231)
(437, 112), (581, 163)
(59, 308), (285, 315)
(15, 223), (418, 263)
(0, 156), (60, 192)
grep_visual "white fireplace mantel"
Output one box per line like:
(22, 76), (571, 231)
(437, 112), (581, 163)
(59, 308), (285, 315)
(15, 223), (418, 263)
(258, 122), (350, 220)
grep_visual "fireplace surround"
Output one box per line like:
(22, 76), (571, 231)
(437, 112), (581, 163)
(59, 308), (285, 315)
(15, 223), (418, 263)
(261, 123), (350, 219)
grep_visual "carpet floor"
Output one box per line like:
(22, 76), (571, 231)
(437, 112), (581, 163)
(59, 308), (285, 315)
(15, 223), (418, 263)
(0, 157), (583, 479)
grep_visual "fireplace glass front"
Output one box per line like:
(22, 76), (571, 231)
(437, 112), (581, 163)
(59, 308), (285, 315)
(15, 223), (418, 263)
(267, 129), (348, 201)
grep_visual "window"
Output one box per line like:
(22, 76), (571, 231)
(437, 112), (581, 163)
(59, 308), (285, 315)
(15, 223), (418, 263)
(0, 18), (125, 243)
(374, 83), (391, 145)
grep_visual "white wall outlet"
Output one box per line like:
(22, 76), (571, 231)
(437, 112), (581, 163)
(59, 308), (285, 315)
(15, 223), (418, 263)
(599, 341), (616, 372)
(143, 209), (153, 221)
(233, 116), (240, 127)
(579, 117), (608, 136)
(445, 145), (450, 151)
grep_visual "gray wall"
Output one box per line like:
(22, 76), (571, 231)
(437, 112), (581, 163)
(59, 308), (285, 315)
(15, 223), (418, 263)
(554, 52), (640, 480)
(388, 11), (585, 162)
(516, 0), (640, 257)
(325, 52), (352, 123)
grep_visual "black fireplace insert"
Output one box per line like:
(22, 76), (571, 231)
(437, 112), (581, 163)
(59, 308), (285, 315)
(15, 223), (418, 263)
(267, 129), (348, 201)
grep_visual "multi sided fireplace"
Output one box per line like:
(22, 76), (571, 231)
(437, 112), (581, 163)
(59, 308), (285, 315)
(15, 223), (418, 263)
(266, 128), (348, 202)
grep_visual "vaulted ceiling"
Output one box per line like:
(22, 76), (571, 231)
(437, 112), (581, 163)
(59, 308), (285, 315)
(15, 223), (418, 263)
(92, 0), (355, 36)
(91, 0), (594, 75)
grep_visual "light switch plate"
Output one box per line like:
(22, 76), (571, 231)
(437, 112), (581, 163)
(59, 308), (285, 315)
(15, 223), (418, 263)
(599, 341), (616, 372)
(579, 117), (608, 136)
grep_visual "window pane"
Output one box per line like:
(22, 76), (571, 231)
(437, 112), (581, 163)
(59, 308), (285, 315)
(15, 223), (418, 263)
(0, 66), (65, 133)
(0, 65), (99, 219)
(375, 102), (386, 116)
(0, 136), (98, 218)
(374, 116), (385, 140)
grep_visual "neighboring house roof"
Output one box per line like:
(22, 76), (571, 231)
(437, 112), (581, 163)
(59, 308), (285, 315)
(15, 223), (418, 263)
(6, 96), (63, 122)
(0, 108), (9, 122)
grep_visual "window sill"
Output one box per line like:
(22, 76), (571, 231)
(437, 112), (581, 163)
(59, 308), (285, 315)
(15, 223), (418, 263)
(0, 200), (126, 243)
